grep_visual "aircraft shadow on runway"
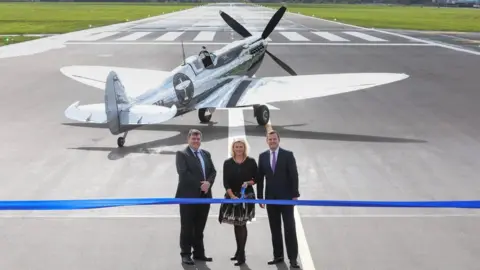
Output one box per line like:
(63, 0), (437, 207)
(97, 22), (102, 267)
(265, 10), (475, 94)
(62, 121), (426, 161)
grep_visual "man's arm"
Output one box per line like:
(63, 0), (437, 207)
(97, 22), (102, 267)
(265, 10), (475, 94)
(287, 151), (300, 199)
(205, 150), (216, 186)
(176, 151), (194, 182)
(256, 153), (265, 199)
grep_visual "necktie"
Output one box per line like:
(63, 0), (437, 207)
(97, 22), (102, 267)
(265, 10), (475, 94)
(194, 151), (205, 178)
(271, 151), (276, 172)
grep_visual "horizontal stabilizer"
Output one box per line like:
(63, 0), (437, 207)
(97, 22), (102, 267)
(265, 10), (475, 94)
(65, 101), (107, 123)
(119, 104), (177, 125)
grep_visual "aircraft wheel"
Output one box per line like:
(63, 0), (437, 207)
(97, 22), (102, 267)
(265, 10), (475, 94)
(198, 108), (212, 123)
(117, 137), (125, 148)
(255, 105), (269, 126)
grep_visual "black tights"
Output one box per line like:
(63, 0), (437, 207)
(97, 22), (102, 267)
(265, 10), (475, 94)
(234, 225), (248, 261)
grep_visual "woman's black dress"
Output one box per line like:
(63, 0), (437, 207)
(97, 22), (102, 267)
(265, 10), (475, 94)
(219, 156), (258, 226)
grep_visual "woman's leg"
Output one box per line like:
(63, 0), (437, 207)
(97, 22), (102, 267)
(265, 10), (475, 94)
(232, 224), (241, 260)
(235, 224), (247, 265)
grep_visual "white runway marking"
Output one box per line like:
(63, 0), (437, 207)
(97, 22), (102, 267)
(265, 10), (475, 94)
(193, 31), (216, 41)
(155, 31), (184, 41)
(1, 213), (480, 218)
(115, 31), (151, 41)
(76, 31), (120, 41)
(280, 6), (480, 56)
(343, 31), (388, 42)
(265, 120), (315, 270)
(65, 41), (434, 47)
(312, 31), (349, 42)
(279, 31), (310, 41)
(251, 32), (272, 41)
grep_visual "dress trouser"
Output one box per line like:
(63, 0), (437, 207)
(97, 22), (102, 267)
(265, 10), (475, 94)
(266, 204), (298, 260)
(180, 203), (211, 257)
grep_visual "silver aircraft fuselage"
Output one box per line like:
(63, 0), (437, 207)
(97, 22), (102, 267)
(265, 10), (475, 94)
(132, 35), (267, 116)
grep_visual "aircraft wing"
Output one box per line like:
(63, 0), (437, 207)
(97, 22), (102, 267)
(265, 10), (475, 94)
(195, 73), (408, 109)
(232, 73), (409, 107)
(60, 65), (171, 98)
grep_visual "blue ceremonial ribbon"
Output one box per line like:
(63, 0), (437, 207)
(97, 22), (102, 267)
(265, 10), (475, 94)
(0, 198), (479, 210)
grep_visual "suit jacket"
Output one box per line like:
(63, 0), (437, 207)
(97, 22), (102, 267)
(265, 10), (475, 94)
(175, 146), (216, 198)
(256, 147), (300, 200)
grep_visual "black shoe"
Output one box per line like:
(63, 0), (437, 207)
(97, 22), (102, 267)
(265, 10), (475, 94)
(193, 255), (213, 262)
(267, 257), (284, 265)
(181, 256), (194, 265)
(290, 260), (300, 268)
(235, 260), (245, 266)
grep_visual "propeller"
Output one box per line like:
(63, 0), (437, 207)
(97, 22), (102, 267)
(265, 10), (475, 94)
(261, 6), (286, 40)
(219, 10), (252, 38)
(219, 6), (297, 76)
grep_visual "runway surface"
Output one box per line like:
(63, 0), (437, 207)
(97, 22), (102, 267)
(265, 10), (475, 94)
(1, 2), (480, 270)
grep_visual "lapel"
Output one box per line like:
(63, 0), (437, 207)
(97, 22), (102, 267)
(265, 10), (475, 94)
(186, 146), (205, 173)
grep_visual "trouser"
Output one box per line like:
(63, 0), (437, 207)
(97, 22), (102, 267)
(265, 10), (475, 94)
(266, 204), (298, 260)
(179, 203), (211, 257)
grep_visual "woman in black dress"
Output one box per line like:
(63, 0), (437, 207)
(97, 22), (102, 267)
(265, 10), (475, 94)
(219, 138), (258, 266)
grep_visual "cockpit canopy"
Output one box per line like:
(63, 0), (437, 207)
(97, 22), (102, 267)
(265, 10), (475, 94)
(199, 47), (215, 68)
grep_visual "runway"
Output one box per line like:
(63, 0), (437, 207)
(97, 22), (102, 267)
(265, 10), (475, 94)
(1, 2), (480, 270)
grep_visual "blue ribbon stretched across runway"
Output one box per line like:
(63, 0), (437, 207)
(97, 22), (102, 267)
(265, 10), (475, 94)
(0, 197), (479, 210)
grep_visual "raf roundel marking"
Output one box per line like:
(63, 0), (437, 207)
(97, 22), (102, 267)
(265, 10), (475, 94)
(173, 72), (194, 105)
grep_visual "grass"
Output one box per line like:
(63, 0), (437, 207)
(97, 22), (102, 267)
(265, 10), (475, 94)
(0, 2), (199, 35)
(0, 35), (39, 46)
(264, 4), (480, 32)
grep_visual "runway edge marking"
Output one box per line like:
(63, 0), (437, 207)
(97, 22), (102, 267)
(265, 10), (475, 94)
(264, 120), (316, 270)
(255, 4), (480, 56)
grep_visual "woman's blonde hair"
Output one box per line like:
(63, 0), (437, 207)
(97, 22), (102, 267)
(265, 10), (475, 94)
(229, 137), (250, 158)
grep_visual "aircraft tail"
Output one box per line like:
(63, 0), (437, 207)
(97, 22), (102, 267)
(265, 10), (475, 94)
(64, 71), (177, 134)
(104, 71), (133, 135)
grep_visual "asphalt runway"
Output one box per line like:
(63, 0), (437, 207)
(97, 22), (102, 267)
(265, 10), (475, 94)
(1, 3), (480, 270)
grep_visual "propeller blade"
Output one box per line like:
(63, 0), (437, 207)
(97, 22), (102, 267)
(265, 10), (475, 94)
(266, 50), (297, 76)
(219, 10), (252, 38)
(261, 6), (287, 39)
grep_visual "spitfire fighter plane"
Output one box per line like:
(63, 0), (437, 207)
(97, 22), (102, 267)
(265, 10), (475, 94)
(62, 6), (408, 147)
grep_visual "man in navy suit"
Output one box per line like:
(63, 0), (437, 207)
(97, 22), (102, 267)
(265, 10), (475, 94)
(175, 129), (216, 265)
(256, 129), (300, 268)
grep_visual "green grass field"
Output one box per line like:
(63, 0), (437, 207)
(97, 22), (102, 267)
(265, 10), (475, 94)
(0, 2), (199, 35)
(0, 2), (478, 47)
(265, 4), (480, 32)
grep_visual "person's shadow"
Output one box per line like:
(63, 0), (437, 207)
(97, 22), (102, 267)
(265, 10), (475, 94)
(181, 261), (254, 270)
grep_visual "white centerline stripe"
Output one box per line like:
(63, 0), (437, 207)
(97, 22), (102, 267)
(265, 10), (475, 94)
(193, 31), (216, 41)
(279, 31), (310, 41)
(116, 31), (151, 41)
(343, 31), (388, 42)
(312, 31), (349, 42)
(2, 213), (480, 218)
(264, 120), (315, 270)
(155, 31), (184, 41)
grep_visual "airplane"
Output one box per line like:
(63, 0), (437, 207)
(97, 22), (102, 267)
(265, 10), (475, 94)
(62, 5), (409, 148)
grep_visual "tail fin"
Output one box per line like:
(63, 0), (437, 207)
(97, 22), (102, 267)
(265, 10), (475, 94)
(105, 71), (133, 107)
(105, 71), (133, 134)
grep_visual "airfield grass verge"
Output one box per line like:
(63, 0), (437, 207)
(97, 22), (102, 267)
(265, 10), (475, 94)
(0, 2), (199, 35)
(261, 4), (480, 32)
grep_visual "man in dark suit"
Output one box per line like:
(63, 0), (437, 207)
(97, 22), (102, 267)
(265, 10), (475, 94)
(256, 129), (300, 268)
(175, 129), (217, 265)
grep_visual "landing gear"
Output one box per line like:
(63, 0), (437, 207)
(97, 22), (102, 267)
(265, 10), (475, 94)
(254, 105), (269, 126)
(198, 108), (213, 123)
(117, 132), (128, 147)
